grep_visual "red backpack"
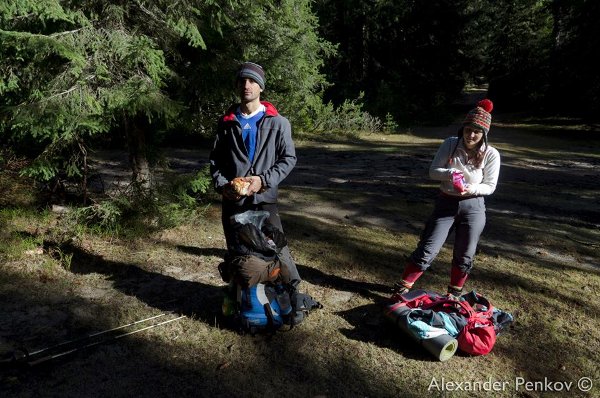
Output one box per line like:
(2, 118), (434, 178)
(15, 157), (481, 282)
(389, 289), (497, 356)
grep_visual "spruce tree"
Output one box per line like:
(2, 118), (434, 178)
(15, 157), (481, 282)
(0, 1), (217, 189)
(1, 0), (333, 195)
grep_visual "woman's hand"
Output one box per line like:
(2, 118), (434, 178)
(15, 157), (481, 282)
(461, 184), (477, 195)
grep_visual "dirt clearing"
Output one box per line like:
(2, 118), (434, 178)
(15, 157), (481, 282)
(1, 119), (599, 397)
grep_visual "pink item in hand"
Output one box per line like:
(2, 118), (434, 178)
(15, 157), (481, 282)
(452, 171), (466, 192)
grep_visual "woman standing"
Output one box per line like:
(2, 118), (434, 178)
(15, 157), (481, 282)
(396, 99), (500, 297)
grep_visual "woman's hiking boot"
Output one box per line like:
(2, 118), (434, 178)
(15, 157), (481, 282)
(446, 285), (463, 300)
(392, 283), (410, 295)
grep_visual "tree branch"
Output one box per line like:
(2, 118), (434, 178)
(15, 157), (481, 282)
(135, 2), (166, 23)
(50, 28), (84, 38)
(48, 85), (79, 99)
(46, 76), (95, 100)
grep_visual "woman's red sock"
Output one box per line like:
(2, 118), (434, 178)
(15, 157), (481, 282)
(400, 262), (424, 289)
(449, 265), (469, 292)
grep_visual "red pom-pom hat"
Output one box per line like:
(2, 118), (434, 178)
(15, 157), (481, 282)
(464, 99), (493, 134)
(477, 99), (493, 113)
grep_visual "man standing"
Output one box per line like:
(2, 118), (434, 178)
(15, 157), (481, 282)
(209, 62), (301, 286)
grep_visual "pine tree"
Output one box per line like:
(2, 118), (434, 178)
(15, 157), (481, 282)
(1, 1), (335, 194)
(0, 1), (220, 189)
(315, 0), (481, 123)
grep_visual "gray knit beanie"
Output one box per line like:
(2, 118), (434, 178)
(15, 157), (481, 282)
(237, 62), (265, 90)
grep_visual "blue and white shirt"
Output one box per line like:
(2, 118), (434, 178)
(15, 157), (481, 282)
(236, 105), (266, 163)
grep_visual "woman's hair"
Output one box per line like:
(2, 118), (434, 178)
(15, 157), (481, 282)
(455, 126), (487, 168)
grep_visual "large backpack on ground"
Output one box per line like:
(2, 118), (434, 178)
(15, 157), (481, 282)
(384, 289), (513, 360)
(219, 210), (322, 334)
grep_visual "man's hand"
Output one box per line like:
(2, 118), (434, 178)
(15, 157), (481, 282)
(246, 176), (263, 195)
(222, 176), (263, 200)
(222, 183), (242, 201)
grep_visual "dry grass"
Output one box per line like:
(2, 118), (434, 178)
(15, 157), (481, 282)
(1, 121), (599, 397)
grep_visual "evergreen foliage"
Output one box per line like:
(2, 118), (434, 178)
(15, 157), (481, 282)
(1, 0), (598, 216)
(484, 0), (554, 111)
(310, 93), (382, 136)
(0, 0), (334, 188)
(314, 0), (481, 123)
(0, 0), (207, 184)
(175, 0), (336, 133)
(315, 0), (598, 121)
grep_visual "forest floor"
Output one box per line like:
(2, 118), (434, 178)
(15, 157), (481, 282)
(1, 112), (599, 397)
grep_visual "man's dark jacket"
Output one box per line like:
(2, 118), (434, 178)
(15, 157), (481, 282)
(209, 101), (296, 204)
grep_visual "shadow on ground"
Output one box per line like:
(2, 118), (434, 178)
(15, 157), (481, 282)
(297, 263), (391, 302)
(335, 303), (441, 362)
(48, 242), (224, 320)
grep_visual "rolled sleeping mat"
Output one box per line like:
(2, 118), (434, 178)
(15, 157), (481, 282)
(421, 333), (458, 362)
(384, 302), (458, 362)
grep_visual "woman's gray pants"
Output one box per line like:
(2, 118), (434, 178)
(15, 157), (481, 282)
(410, 194), (486, 273)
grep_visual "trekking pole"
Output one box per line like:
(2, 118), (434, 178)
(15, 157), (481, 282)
(27, 313), (169, 358)
(0, 313), (180, 368)
(26, 315), (185, 367)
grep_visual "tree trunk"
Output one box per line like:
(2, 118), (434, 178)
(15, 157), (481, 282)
(124, 114), (152, 190)
(77, 138), (88, 205)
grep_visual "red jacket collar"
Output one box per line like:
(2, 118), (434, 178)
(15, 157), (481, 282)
(222, 101), (278, 122)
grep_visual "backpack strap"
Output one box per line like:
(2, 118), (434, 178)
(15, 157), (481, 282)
(288, 291), (323, 328)
(263, 303), (276, 333)
(421, 297), (476, 318)
(421, 295), (495, 320)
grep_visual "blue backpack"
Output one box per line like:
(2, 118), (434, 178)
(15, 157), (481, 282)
(239, 283), (291, 332)
(223, 282), (322, 334)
